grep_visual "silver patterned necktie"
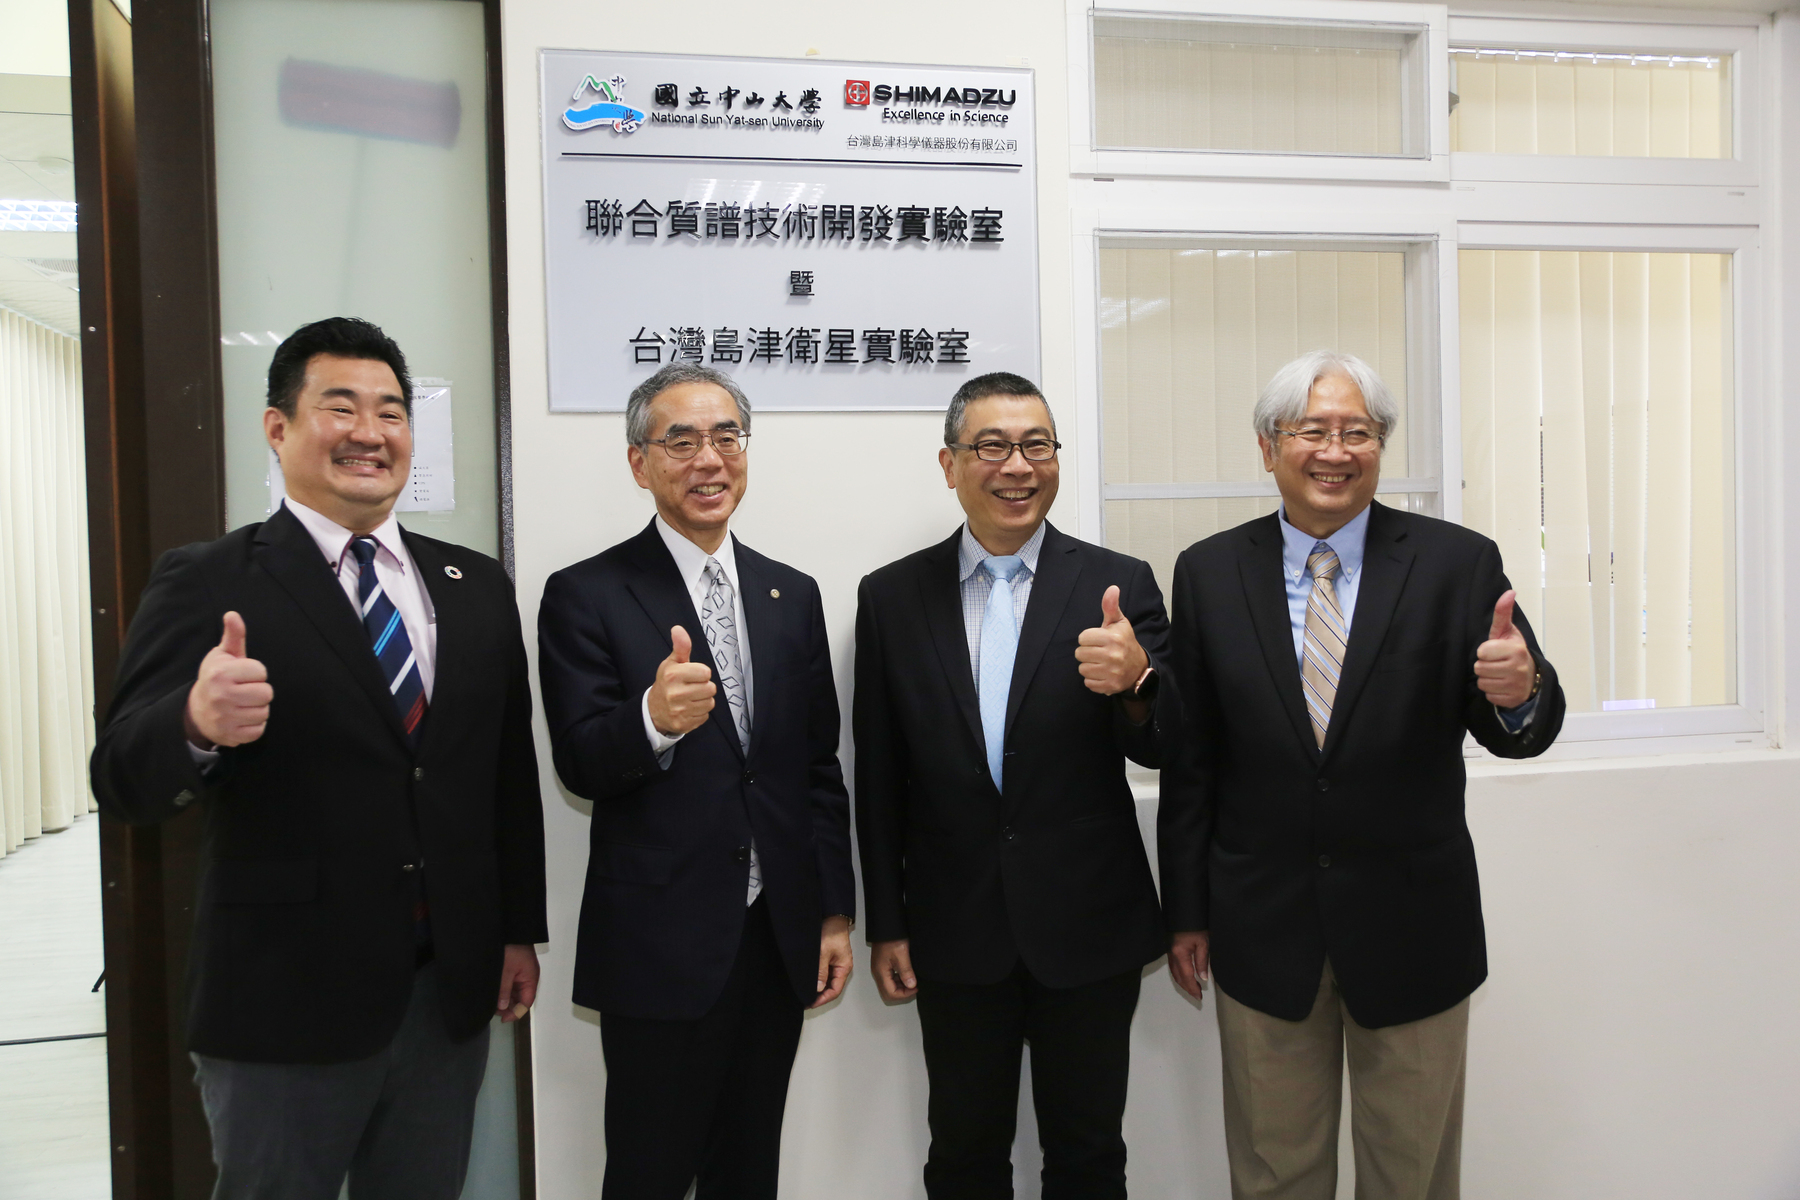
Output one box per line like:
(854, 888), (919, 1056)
(701, 557), (759, 902)
(1300, 544), (1346, 749)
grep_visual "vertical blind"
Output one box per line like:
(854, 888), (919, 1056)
(0, 307), (96, 857)
(1450, 50), (1730, 158)
(1093, 20), (1414, 156)
(1100, 246), (1413, 592)
(1460, 250), (1733, 714)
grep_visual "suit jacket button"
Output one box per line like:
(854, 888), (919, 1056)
(402, 862), (417, 872)
(1318, 855), (1331, 868)
(173, 789), (195, 807)
(742, 770), (755, 785)
(413, 767), (426, 782)
(1317, 778), (1329, 792)
(733, 846), (751, 864)
(1003, 827), (1015, 841)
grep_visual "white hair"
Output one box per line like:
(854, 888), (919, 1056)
(1251, 351), (1399, 441)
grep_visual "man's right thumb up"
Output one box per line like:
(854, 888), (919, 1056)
(219, 611), (247, 658)
(669, 625), (692, 664)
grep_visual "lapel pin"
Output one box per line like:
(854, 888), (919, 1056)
(770, 588), (780, 599)
(444, 565), (463, 580)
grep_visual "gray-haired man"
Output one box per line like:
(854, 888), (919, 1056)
(1159, 351), (1564, 1199)
(537, 364), (856, 1199)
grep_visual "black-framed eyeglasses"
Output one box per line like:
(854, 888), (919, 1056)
(644, 428), (750, 459)
(1272, 427), (1385, 452)
(946, 437), (1062, 462)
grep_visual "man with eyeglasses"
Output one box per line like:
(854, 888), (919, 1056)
(855, 372), (1176, 1198)
(537, 363), (855, 1200)
(1159, 351), (1566, 1200)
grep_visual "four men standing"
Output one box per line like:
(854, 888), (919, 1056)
(93, 328), (1559, 1199)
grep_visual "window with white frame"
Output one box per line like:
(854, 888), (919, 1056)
(1071, 1), (1767, 752)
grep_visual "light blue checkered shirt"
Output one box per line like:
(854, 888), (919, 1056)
(958, 522), (1045, 680)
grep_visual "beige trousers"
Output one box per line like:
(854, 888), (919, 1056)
(1215, 962), (1468, 1200)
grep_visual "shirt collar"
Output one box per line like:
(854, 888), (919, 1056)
(958, 521), (1046, 584)
(1278, 503), (1371, 585)
(654, 514), (739, 590)
(283, 497), (408, 576)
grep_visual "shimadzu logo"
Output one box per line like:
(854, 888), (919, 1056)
(563, 75), (646, 133)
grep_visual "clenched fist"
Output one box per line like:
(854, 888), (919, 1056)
(1074, 585), (1150, 696)
(647, 625), (716, 736)
(184, 612), (273, 749)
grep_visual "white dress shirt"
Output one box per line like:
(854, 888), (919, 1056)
(638, 515), (760, 905)
(189, 497), (437, 762)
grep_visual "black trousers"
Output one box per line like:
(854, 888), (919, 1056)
(599, 898), (804, 1200)
(916, 962), (1142, 1200)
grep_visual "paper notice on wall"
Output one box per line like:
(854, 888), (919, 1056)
(268, 380), (456, 515)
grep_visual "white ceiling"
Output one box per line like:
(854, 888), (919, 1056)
(0, 72), (77, 337)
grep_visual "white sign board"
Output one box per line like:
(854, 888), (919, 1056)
(269, 382), (456, 514)
(539, 50), (1039, 412)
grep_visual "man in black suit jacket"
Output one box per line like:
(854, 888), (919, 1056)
(537, 363), (855, 1200)
(856, 373), (1174, 1199)
(90, 318), (546, 1200)
(1159, 351), (1565, 1200)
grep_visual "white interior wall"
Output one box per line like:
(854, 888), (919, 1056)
(500, 1), (1800, 1197)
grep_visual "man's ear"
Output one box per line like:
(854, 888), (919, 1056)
(263, 406), (288, 454)
(1257, 435), (1277, 473)
(627, 444), (651, 490)
(938, 446), (956, 489)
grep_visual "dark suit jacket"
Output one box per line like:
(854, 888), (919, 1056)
(537, 521), (855, 1021)
(89, 504), (547, 1063)
(1159, 502), (1565, 1029)
(854, 522), (1173, 988)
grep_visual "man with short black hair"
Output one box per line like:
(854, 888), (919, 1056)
(537, 362), (855, 1200)
(855, 372), (1176, 1199)
(92, 316), (546, 1200)
(1160, 351), (1565, 1200)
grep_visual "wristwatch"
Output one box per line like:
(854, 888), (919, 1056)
(1123, 664), (1158, 702)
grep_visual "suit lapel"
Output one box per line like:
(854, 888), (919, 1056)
(253, 505), (408, 747)
(917, 531), (985, 760)
(620, 522), (744, 762)
(1239, 515), (1318, 759)
(1320, 503), (1414, 762)
(404, 532), (459, 758)
(734, 538), (777, 762)
(1003, 524), (1079, 739)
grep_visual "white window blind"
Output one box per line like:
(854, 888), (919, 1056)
(0, 308), (96, 856)
(1450, 49), (1730, 158)
(1092, 16), (1423, 156)
(1460, 250), (1734, 714)
(1100, 244), (1426, 590)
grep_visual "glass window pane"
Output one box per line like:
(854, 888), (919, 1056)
(1099, 244), (1413, 482)
(1459, 249), (1735, 714)
(1450, 48), (1731, 158)
(211, 0), (500, 556)
(1093, 15), (1427, 157)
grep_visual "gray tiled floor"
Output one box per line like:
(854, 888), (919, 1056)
(0, 814), (111, 1200)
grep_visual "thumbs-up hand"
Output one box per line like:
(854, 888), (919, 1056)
(1075, 585), (1150, 696)
(183, 611), (274, 749)
(1474, 590), (1535, 709)
(648, 625), (716, 736)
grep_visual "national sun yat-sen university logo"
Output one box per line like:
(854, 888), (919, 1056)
(563, 74), (645, 133)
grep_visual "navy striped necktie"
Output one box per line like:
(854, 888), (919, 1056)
(350, 536), (427, 750)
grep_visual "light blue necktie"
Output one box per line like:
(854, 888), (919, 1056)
(979, 555), (1025, 790)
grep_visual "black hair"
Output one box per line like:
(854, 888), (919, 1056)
(266, 317), (413, 417)
(944, 372), (1054, 444)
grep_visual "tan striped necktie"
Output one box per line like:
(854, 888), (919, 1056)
(1301, 545), (1346, 749)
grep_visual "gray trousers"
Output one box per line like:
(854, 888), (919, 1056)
(192, 962), (491, 1200)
